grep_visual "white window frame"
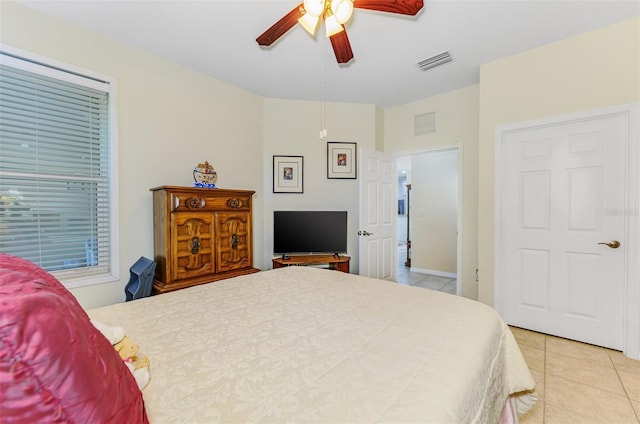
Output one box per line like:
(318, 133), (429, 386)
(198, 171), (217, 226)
(0, 44), (119, 288)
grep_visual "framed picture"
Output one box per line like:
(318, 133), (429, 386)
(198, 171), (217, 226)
(327, 142), (357, 179)
(273, 155), (303, 193)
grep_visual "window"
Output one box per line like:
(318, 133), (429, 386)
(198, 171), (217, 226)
(0, 46), (118, 288)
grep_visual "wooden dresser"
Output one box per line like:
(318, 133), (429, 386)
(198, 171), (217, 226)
(150, 186), (259, 294)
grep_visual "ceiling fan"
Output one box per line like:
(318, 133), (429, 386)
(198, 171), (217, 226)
(256, 0), (424, 64)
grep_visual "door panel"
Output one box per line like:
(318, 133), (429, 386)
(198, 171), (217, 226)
(566, 252), (599, 319)
(519, 248), (549, 311)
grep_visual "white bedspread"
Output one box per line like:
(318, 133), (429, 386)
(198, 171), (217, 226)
(88, 267), (536, 423)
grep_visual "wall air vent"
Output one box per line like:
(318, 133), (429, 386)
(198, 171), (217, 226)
(414, 112), (436, 136)
(418, 51), (453, 71)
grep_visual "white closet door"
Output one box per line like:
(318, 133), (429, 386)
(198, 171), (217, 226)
(498, 113), (627, 350)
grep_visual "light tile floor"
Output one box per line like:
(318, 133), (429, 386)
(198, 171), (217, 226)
(396, 267), (457, 294)
(512, 326), (640, 423)
(394, 245), (640, 423)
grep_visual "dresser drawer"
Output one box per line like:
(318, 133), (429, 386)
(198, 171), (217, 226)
(169, 191), (252, 212)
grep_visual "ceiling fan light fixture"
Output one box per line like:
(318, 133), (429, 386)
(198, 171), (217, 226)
(298, 14), (320, 36)
(303, 0), (325, 17)
(324, 14), (344, 37)
(258, 0), (424, 63)
(331, 0), (354, 24)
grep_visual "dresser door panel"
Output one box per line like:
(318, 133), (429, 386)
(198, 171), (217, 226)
(172, 212), (215, 281)
(215, 212), (251, 272)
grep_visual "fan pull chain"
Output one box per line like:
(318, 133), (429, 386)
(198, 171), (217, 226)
(319, 33), (328, 140)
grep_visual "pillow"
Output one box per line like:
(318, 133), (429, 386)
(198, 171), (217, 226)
(0, 254), (148, 423)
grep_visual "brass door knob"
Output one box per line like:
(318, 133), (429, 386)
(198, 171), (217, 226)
(597, 240), (620, 249)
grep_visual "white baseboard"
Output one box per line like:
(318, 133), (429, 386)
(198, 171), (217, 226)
(409, 267), (457, 279)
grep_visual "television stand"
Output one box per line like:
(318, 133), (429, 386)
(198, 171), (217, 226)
(272, 254), (350, 273)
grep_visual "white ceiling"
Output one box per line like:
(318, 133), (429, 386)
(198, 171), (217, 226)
(18, 0), (639, 109)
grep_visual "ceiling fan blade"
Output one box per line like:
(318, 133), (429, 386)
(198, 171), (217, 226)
(256, 3), (304, 46)
(330, 29), (354, 64)
(354, 0), (424, 15)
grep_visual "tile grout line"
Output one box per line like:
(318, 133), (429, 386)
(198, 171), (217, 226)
(609, 351), (640, 423)
(533, 332), (640, 424)
(542, 334), (547, 423)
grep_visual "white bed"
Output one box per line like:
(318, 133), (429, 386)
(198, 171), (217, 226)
(88, 266), (536, 423)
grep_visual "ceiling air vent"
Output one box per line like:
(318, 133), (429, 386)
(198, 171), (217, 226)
(418, 51), (453, 71)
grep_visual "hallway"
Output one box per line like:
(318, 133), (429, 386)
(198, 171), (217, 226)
(395, 244), (457, 294)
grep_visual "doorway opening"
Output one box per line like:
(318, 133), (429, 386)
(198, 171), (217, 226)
(395, 146), (462, 295)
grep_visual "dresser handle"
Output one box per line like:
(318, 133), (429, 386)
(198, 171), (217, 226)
(227, 198), (240, 209)
(187, 197), (202, 209)
(191, 236), (201, 254)
(231, 233), (239, 249)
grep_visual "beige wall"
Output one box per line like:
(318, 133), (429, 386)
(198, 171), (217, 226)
(0, 1), (380, 307)
(3, 2), (637, 310)
(1, 2), (265, 309)
(477, 17), (640, 305)
(410, 149), (458, 275)
(262, 98), (378, 273)
(384, 86), (479, 299)
(375, 106), (385, 152)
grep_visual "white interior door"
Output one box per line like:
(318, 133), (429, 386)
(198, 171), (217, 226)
(497, 113), (629, 350)
(358, 148), (395, 280)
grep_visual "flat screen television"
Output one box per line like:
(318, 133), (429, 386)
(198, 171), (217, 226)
(273, 211), (347, 255)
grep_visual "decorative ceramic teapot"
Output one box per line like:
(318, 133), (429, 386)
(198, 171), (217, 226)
(193, 161), (217, 188)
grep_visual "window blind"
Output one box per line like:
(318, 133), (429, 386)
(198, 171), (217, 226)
(0, 53), (113, 283)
